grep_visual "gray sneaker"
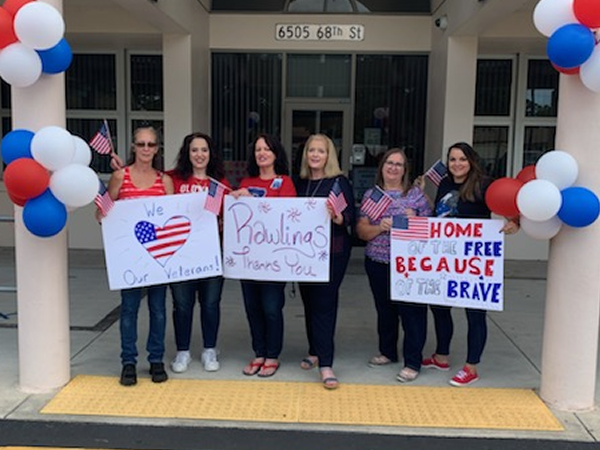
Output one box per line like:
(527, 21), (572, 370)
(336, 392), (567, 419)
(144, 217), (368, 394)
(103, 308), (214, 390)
(171, 351), (191, 373)
(201, 348), (220, 372)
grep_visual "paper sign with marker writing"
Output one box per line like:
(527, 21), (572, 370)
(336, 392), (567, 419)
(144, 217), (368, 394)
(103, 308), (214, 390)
(101, 192), (222, 290)
(390, 217), (505, 311)
(222, 196), (331, 282)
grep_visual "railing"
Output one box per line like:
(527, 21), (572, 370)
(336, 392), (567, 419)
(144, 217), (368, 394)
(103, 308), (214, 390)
(0, 215), (16, 293)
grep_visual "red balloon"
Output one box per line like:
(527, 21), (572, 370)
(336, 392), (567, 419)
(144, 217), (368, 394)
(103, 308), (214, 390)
(4, 158), (50, 200)
(552, 62), (580, 75)
(516, 165), (536, 184)
(485, 177), (523, 217)
(2, 0), (34, 17)
(574, 0), (600, 28)
(7, 190), (26, 207)
(0, 8), (17, 49)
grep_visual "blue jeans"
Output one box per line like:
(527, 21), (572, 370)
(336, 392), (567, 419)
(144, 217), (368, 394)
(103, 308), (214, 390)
(365, 257), (427, 370)
(170, 276), (224, 351)
(241, 280), (286, 359)
(298, 246), (351, 368)
(120, 285), (167, 365)
(429, 305), (487, 365)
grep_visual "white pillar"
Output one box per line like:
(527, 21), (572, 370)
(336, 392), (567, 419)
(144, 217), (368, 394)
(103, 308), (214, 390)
(540, 75), (600, 411)
(13, 0), (69, 393)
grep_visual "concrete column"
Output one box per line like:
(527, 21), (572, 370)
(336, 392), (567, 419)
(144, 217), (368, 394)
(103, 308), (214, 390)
(162, 31), (209, 165)
(13, 0), (70, 393)
(425, 35), (478, 165)
(540, 75), (600, 411)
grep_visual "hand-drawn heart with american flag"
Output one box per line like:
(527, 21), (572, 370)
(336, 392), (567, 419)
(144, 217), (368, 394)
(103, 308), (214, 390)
(134, 215), (191, 267)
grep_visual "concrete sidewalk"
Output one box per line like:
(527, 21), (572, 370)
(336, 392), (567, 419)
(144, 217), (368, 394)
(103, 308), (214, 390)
(1, 246), (600, 446)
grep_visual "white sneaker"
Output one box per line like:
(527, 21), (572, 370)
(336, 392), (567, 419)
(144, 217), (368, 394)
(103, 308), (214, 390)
(201, 348), (220, 372)
(170, 351), (191, 373)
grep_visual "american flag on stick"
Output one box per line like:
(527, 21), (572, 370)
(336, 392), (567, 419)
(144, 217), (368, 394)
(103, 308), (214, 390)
(361, 186), (392, 222)
(327, 178), (348, 217)
(391, 216), (430, 241)
(424, 159), (447, 186)
(204, 178), (227, 215)
(94, 179), (114, 217)
(89, 120), (113, 155)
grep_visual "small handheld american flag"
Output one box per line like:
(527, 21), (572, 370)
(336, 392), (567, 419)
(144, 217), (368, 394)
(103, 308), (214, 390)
(424, 159), (447, 186)
(89, 120), (113, 155)
(391, 215), (430, 241)
(327, 178), (348, 217)
(361, 186), (392, 222)
(204, 178), (226, 215)
(94, 179), (114, 217)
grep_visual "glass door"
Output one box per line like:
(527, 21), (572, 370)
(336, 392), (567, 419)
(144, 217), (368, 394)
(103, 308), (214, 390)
(284, 103), (351, 180)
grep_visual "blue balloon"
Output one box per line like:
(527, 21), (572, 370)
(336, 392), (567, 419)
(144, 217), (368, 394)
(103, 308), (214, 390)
(1, 129), (34, 165)
(547, 24), (595, 69)
(23, 190), (67, 238)
(36, 38), (73, 75)
(558, 187), (600, 228)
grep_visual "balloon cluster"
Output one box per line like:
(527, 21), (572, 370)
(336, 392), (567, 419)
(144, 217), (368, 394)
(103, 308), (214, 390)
(0, 0), (72, 87)
(1, 127), (100, 237)
(485, 150), (600, 240)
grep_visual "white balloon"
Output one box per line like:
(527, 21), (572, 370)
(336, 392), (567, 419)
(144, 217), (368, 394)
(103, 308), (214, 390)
(516, 179), (562, 221)
(520, 215), (562, 240)
(14, 2), (65, 50)
(49, 164), (99, 208)
(0, 43), (42, 87)
(580, 45), (600, 93)
(533, 0), (578, 37)
(72, 136), (92, 166)
(535, 150), (578, 190)
(31, 126), (76, 171)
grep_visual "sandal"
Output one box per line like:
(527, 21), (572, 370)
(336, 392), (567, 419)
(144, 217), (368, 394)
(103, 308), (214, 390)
(257, 359), (280, 378)
(368, 355), (393, 367)
(242, 358), (264, 376)
(396, 367), (419, 383)
(320, 367), (339, 390)
(300, 356), (318, 370)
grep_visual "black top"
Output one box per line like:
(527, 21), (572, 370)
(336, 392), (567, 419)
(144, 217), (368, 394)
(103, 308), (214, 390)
(434, 176), (491, 219)
(295, 175), (355, 254)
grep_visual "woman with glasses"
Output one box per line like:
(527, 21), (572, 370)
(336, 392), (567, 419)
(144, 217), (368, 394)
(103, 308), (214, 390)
(356, 148), (431, 383)
(104, 126), (174, 386)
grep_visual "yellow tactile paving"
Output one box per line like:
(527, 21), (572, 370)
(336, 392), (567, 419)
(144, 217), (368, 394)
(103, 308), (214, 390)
(40, 375), (563, 431)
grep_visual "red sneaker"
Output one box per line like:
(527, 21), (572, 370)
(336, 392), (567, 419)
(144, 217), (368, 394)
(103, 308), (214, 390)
(450, 366), (479, 387)
(421, 354), (450, 371)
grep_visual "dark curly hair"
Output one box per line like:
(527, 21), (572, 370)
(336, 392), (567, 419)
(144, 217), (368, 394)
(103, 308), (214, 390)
(172, 132), (224, 181)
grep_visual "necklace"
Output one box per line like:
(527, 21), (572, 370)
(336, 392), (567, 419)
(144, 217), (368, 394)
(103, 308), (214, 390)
(305, 178), (324, 197)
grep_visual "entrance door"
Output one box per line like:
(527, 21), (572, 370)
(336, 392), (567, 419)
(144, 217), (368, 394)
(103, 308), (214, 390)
(284, 103), (352, 179)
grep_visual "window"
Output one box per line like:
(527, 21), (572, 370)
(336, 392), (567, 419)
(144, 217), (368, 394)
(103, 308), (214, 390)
(475, 60), (512, 117)
(67, 54), (117, 110)
(354, 54), (428, 173)
(287, 54), (351, 98)
(474, 56), (558, 178)
(212, 53), (282, 163)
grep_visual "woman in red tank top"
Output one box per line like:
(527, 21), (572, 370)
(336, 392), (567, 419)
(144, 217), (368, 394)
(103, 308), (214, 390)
(105, 127), (174, 387)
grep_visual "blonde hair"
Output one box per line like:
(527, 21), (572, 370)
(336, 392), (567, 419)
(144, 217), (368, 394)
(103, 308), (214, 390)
(299, 134), (343, 179)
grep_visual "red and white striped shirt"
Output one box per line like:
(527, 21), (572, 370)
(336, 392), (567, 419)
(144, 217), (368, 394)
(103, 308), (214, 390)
(117, 167), (167, 200)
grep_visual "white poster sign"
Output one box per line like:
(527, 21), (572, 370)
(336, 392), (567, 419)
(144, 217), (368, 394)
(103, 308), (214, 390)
(223, 196), (331, 282)
(101, 192), (222, 290)
(390, 217), (505, 311)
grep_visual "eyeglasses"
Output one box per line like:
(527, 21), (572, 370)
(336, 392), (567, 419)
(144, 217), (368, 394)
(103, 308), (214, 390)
(384, 161), (404, 168)
(134, 142), (158, 148)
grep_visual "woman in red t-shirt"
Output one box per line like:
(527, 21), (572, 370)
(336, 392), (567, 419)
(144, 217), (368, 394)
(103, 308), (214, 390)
(230, 134), (296, 377)
(167, 132), (231, 374)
